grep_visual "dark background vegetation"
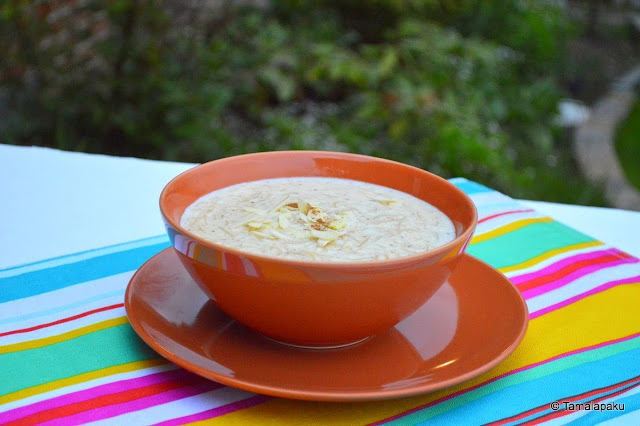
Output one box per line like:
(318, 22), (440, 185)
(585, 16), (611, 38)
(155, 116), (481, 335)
(1, 0), (638, 204)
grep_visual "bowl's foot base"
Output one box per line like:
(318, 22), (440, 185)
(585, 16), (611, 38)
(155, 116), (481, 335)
(262, 335), (372, 350)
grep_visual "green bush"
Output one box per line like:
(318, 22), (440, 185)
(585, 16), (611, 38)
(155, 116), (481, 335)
(0, 0), (605, 205)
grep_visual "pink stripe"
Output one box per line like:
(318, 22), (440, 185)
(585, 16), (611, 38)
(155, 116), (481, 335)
(522, 258), (635, 299)
(153, 394), (271, 426)
(0, 368), (188, 423)
(478, 209), (535, 224)
(530, 275), (640, 320)
(371, 331), (640, 425)
(510, 248), (625, 285)
(39, 379), (218, 426)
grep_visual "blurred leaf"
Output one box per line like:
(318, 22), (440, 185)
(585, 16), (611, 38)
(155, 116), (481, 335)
(259, 66), (296, 102)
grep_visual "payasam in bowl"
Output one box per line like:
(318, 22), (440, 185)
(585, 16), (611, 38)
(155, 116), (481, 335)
(160, 151), (477, 348)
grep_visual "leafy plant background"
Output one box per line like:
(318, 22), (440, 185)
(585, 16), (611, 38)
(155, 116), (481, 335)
(0, 0), (609, 204)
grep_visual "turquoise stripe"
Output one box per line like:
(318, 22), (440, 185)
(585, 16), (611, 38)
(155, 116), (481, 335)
(521, 381), (640, 425)
(515, 379), (640, 424)
(565, 387), (640, 425)
(474, 201), (530, 212)
(0, 324), (159, 396)
(408, 346), (640, 425)
(449, 178), (494, 195)
(385, 336), (640, 425)
(467, 221), (594, 269)
(0, 235), (167, 277)
(0, 241), (170, 303)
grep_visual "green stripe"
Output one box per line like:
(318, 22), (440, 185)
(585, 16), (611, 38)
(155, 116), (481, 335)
(0, 324), (159, 396)
(391, 336), (640, 425)
(467, 222), (595, 269)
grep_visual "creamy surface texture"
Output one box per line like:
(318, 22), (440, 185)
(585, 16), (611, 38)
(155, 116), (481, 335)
(180, 177), (455, 262)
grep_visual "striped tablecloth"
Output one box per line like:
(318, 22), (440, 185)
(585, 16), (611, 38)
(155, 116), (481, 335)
(1, 178), (639, 425)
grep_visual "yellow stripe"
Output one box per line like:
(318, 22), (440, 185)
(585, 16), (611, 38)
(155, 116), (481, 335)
(471, 217), (553, 244)
(0, 317), (129, 355)
(0, 358), (168, 405)
(191, 283), (640, 425)
(498, 240), (604, 274)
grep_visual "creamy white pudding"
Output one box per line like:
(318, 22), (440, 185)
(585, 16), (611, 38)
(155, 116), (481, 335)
(181, 177), (455, 262)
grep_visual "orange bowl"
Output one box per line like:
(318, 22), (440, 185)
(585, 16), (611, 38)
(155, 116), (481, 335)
(160, 151), (477, 347)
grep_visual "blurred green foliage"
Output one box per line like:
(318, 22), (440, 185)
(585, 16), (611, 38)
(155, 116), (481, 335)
(0, 0), (605, 204)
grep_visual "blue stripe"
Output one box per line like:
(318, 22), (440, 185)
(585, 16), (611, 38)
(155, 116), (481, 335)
(0, 242), (170, 303)
(449, 178), (495, 195)
(519, 379), (640, 424)
(0, 235), (168, 277)
(565, 387), (640, 425)
(474, 201), (529, 212)
(388, 342), (640, 425)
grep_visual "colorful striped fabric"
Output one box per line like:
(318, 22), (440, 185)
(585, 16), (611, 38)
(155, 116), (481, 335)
(1, 178), (639, 425)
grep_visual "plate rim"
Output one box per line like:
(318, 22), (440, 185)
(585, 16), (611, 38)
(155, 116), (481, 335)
(124, 249), (529, 401)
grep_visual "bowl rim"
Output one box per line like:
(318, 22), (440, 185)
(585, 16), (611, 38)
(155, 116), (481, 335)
(159, 150), (478, 268)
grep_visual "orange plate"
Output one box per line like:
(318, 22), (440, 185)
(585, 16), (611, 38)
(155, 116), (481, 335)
(125, 248), (528, 401)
